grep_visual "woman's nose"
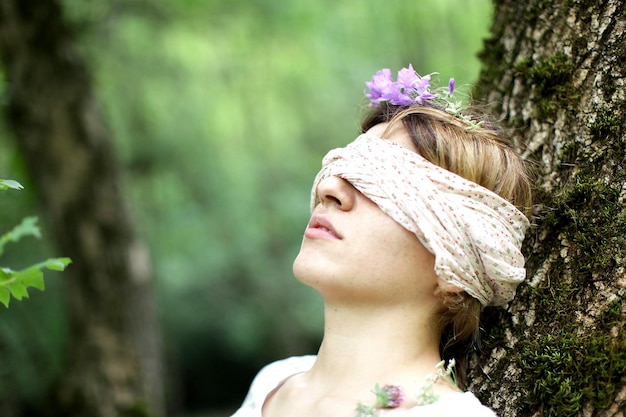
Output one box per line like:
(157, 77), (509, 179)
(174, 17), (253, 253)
(316, 176), (356, 211)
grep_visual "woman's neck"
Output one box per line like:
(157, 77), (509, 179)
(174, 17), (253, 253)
(262, 300), (458, 417)
(307, 301), (446, 398)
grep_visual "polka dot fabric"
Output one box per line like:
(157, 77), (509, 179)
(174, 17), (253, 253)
(310, 134), (530, 307)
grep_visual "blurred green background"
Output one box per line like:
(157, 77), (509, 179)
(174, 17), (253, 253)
(0, 0), (492, 415)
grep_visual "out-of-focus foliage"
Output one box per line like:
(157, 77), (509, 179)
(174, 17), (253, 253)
(0, 0), (492, 414)
(0, 180), (71, 309)
(0, 179), (70, 407)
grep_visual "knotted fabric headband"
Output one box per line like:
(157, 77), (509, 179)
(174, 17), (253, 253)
(310, 133), (530, 306)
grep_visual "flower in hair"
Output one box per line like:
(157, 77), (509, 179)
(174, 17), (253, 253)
(365, 65), (485, 130)
(448, 77), (455, 95)
(365, 69), (399, 105)
(365, 64), (441, 107)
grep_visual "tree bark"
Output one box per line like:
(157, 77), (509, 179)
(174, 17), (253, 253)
(469, 1), (626, 416)
(0, 1), (164, 416)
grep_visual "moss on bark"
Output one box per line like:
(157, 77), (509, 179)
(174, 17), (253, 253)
(470, 1), (626, 416)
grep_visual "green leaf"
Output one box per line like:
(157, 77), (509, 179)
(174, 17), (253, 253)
(0, 286), (10, 308)
(0, 179), (72, 308)
(0, 179), (24, 191)
(7, 278), (29, 300)
(16, 267), (45, 292)
(0, 257), (71, 308)
(42, 257), (72, 271)
(0, 217), (41, 256)
(0, 267), (12, 282)
(6, 217), (41, 241)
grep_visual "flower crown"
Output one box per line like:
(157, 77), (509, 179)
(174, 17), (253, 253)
(365, 64), (483, 129)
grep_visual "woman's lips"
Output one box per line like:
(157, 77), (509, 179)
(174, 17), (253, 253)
(304, 215), (341, 240)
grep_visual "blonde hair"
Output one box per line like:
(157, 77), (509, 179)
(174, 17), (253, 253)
(361, 102), (533, 388)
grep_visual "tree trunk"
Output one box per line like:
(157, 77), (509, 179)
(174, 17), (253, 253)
(469, 1), (626, 416)
(0, 1), (164, 416)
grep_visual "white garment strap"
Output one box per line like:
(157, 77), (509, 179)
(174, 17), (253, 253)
(311, 133), (530, 306)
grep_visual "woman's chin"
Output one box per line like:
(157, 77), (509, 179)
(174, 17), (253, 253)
(293, 254), (340, 290)
(292, 254), (320, 286)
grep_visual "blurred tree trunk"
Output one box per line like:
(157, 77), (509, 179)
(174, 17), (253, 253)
(469, 1), (626, 416)
(0, 1), (164, 416)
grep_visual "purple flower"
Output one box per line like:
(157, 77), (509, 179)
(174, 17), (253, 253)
(396, 64), (419, 92)
(364, 65), (442, 106)
(412, 73), (434, 104)
(448, 78), (455, 95)
(374, 384), (405, 409)
(396, 65), (434, 105)
(384, 87), (413, 106)
(365, 68), (393, 105)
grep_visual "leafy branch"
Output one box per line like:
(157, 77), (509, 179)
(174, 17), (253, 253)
(0, 179), (71, 307)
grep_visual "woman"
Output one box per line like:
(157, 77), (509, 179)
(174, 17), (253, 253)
(231, 65), (532, 417)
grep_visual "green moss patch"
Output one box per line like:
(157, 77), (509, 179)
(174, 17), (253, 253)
(512, 52), (579, 120)
(539, 173), (626, 275)
(531, 53), (577, 119)
(519, 307), (626, 417)
(517, 158), (626, 416)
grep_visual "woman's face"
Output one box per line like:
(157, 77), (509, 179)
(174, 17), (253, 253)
(292, 124), (439, 306)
